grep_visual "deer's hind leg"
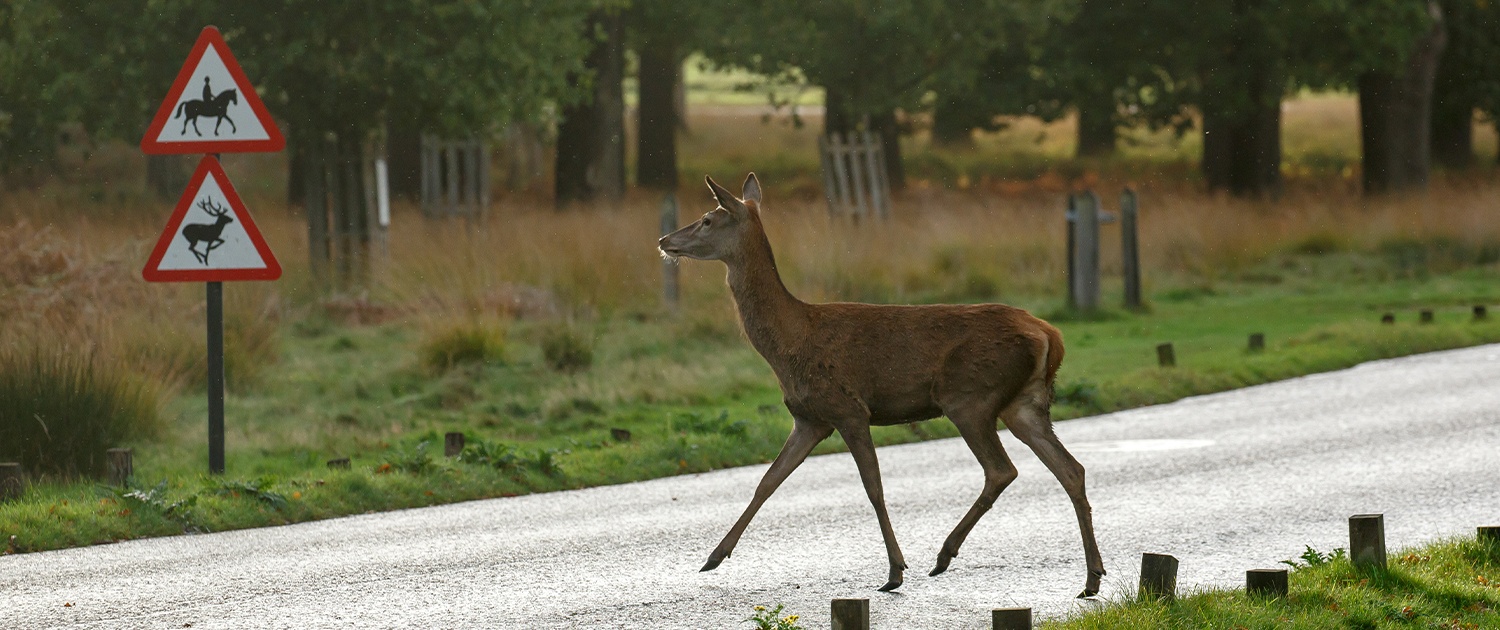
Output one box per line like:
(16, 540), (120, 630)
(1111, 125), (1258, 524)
(930, 401), (1017, 577)
(1003, 387), (1105, 598)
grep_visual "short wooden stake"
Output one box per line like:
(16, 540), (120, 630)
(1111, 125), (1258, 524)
(1139, 553), (1178, 601)
(106, 448), (133, 487)
(830, 598), (869, 630)
(1248, 333), (1265, 352)
(326, 457), (351, 470)
(610, 428), (632, 442)
(1350, 514), (1387, 569)
(1120, 189), (1142, 311)
(1246, 568), (1288, 598)
(1156, 343), (1176, 368)
(0, 463), (22, 502)
(1474, 305), (1488, 321)
(444, 432), (465, 457)
(1478, 526), (1500, 544)
(1420, 309), (1434, 324)
(992, 607), (1032, 630)
(1381, 313), (1395, 325)
(660, 193), (680, 310)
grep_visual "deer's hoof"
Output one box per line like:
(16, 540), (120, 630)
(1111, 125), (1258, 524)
(878, 567), (905, 592)
(1076, 568), (1106, 598)
(929, 553), (953, 577)
(700, 550), (729, 572)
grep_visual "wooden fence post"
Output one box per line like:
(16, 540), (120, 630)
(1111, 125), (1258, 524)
(106, 448), (133, 487)
(1071, 191), (1101, 312)
(1475, 305), (1489, 321)
(830, 598), (869, 630)
(1381, 313), (1395, 324)
(1140, 553), (1179, 601)
(444, 432), (465, 458)
(661, 193), (680, 310)
(1479, 526), (1500, 543)
(1420, 309), (1434, 324)
(327, 457), (351, 470)
(1120, 189), (1142, 310)
(992, 607), (1031, 630)
(1246, 568), (1288, 597)
(610, 428), (632, 442)
(1157, 342), (1176, 367)
(1248, 333), (1265, 352)
(0, 463), (22, 502)
(1350, 514), (1387, 569)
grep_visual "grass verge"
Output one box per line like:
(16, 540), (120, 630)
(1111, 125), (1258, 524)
(1044, 536), (1500, 629)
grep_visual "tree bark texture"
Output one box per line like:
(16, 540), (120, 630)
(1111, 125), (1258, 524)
(1429, 0), (1475, 170)
(1075, 99), (1118, 158)
(145, 154), (192, 201)
(870, 110), (905, 191)
(1360, 1), (1446, 193)
(555, 10), (626, 208)
(1198, 0), (1283, 198)
(384, 113), (423, 200)
(636, 38), (680, 190)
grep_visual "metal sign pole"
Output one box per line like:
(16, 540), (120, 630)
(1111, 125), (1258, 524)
(207, 280), (225, 474)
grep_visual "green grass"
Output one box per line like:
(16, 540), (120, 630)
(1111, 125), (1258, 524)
(1044, 536), (1500, 629)
(2, 247), (1498, 554)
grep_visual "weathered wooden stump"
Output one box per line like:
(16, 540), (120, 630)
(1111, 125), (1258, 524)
(1478, 526), (1500, 544)
(1156, 343), (1176, 368)
(992, 607), (1032, 630)
(1139, 553), (1178, 601)
(610, 428), (632, 442)
(661, 193), (680, 310)
(1246, 568), (1288, 597)
(106, 448), (133, 487)
(0, 463), (23, 502)
(1420, 309), (1434, 324)
(444, 432), (465, 457)
(830, 598), (869, 630)
(327, 457), (351, 470)
(1474, 305), (1488, 321)
(1248, 333), (1265, 352)
(1381, 313), (1395, 325)
(1350, 514), (1387, 569)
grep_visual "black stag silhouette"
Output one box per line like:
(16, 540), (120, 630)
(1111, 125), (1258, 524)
(175, 81), (239, 136)
(183, 197), (234, 265)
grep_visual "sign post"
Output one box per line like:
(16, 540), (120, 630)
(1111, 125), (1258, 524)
(141, 26), (284, 474)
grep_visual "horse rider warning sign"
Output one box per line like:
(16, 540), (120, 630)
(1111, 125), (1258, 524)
(141, 26), (284, 154)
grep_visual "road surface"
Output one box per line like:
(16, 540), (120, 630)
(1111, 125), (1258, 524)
(5, 345), (1499, 629)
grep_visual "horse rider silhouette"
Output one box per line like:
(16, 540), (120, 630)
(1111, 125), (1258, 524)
(175, 76), (239, 137)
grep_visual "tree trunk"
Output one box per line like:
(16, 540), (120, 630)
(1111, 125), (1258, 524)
(1360, 1), (1446, 193)
(145, 154), (191, 201)
(1075, 100), (1117, 158)
(931, 95), (976, 147)
(870, 110), (905, 191)
(385, 113), (422, 200)
(1429, 0), (1474, 170)
(1199, 84), (1283, 196)
(824, 86), (853, 137)
(1429, 99), (1474, 170)
(636, 38), (679, 190)
(555, 10), (626, 208)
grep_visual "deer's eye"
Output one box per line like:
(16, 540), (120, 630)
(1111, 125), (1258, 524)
(701, 216), (712, 228)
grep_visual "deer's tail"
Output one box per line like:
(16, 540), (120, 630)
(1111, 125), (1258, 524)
(1042, 323), (1065, 401)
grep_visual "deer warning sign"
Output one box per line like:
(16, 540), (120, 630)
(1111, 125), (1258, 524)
(140, 26), (284, 155)
(143, 156), (281, 282)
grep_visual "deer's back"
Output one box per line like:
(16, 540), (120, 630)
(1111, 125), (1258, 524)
(773, 302), (1055, 425)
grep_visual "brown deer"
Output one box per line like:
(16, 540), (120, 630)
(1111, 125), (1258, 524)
(658, 174), (1104, 595)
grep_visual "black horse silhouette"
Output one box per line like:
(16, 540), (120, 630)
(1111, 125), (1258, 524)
(175, 89), (239, 137)
(183, 197), (234, 265)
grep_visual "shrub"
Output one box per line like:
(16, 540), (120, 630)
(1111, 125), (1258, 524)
(420, 320), (506, 372)
(0, 345), (161, 479)
(541, 324), (594, 373)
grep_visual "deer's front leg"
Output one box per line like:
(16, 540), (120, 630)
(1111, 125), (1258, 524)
(839, 422), (908, 591)
(702, 417), (831, 572)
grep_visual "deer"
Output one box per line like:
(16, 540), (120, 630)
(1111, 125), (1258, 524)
(657, 173), (1105, 596)
(182, 197), (234, 265)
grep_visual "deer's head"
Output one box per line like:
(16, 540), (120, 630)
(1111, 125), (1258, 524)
(659, 173), (763, 263)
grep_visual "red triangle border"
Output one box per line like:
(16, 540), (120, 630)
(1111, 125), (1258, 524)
(142, 156), (282, 282)
(140, 26), (285, 155)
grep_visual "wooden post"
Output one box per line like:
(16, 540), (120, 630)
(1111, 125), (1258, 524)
(479, 138), (493, 216)
(1473, 305), (1487, 321)
(992, 607), (1031, 630)
(106, 448), (133, 487)
(1248, 333), (1265, 352)
(660, 193), (680, 310)
(306, 141), (331, 288)
(1120, 189), (1142, 310)
(862, 130), (891, 220)
(830, 598), (869, 630)
(831, 135), (855, 217)
(1139, 553), (1179, 601)
(1246, 568), (1288, 597)
(847, 134), (870, 221)
(1065, 195), (1077, 309)
(1420, 309), (1434, 324)
(1071, 191), (1101, 312)
(1479, 526), (1500, 543)
(0, 463), (22, 502)
(1350, 514), (1387, 569)
(818, 135), (839, 216)
(1381, 313), (1395, 325)
(610, 428), (632, 442)
(1157, 342), (1176, 367)
(327, 457), (351, 470)
(444, 432), (465, 458)
(445, 142), (461, 217)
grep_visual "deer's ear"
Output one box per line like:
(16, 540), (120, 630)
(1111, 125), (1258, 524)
(742, 173), (762, 206)
(706, 175), (747, 217)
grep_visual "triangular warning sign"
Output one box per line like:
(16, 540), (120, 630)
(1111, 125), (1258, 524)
(141, 26), (284, 154)
(143, 156), (281, 282)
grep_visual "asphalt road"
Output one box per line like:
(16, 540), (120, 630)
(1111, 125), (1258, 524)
(5, 345), (1499, 629)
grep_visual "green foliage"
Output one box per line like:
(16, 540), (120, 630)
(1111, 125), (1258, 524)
(674, 410), (750, 438)
(105, 480), (197, 524)
(420, 321), (506, 373)
(541, 324), (595, 373)
(745, 604), (804, 630)
(458, 439), (563, 477)
(1282, 544), (1349, 569)
(0, 345), (161, 479)
(205, 477), (288, 510)
(380, 440), (436, 475)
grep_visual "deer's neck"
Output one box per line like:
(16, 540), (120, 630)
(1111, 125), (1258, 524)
(725, 227), (807, 364)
